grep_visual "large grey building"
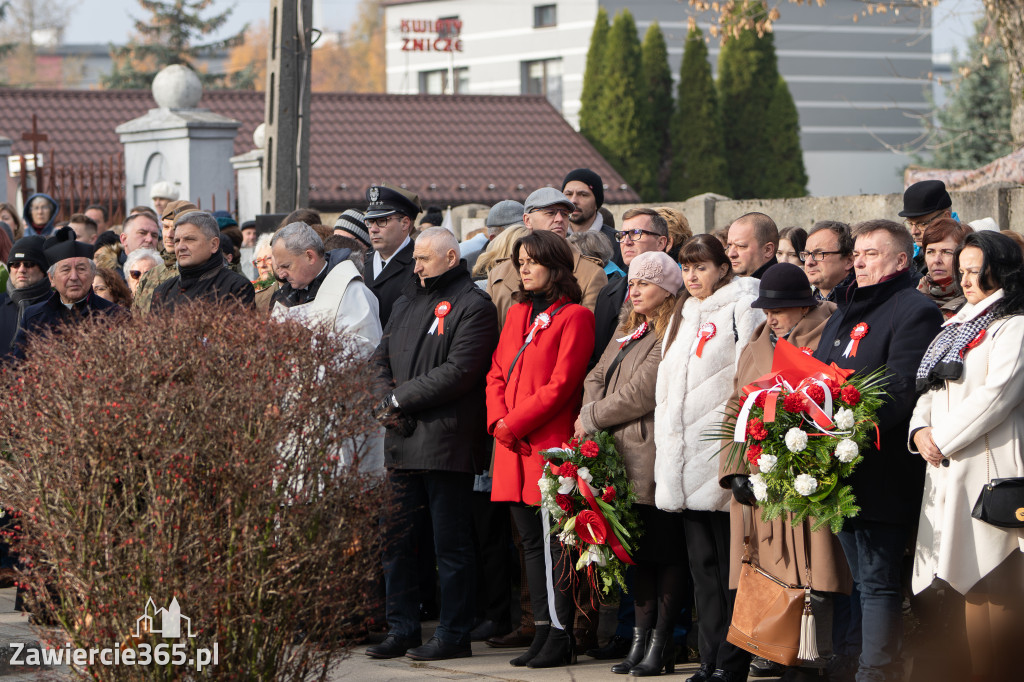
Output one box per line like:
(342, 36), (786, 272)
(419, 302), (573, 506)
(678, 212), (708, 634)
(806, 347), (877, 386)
(384, 0), (933, 197)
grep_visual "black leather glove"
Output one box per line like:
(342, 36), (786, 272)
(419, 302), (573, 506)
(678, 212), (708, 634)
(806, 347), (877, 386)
(730, 475), (757, 507)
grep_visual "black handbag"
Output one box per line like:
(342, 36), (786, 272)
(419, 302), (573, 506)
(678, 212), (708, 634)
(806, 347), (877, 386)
(971, 434), (1024, 528)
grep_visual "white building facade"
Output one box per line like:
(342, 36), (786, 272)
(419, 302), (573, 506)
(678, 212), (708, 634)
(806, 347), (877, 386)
(384, 0), (932, 198)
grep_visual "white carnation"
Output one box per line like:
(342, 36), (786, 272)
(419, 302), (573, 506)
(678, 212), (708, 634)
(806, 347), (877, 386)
(835, 407), (855, 431)
(794, 474), (818, 496)
(835, 438), (859, 463)
(785, 427), (808, 453)
(756, 454), (778, 473)
(750, 473), (768, 502)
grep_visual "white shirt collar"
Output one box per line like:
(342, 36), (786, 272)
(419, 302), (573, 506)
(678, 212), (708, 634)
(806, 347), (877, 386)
(373, 236), (411, 277)
(586, 211), (604, 233)
(943, 288), (1004, 326)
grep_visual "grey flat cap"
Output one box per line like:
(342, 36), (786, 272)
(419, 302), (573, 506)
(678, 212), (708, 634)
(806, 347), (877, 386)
(524, 187), (575, 214)
(486, 200), (526, 228)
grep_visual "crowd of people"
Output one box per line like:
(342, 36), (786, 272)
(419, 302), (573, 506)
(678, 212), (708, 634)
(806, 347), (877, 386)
(0, 172), (1021, 682)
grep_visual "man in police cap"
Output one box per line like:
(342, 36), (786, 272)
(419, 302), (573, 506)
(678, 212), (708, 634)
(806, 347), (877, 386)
(11, 227), (122, 359)
(363, 183), (421, 327)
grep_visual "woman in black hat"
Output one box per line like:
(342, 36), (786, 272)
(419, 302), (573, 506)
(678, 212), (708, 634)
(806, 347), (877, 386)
(719, 263), (851, 681)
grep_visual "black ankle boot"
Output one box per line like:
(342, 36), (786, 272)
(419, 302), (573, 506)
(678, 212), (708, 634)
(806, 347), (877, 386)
(686, 662), (716, 682)
(630, 630), (675, 676)
(611, 627), (651, 674)
(526, 626), (576, 668)
(510, 624), (550, 667)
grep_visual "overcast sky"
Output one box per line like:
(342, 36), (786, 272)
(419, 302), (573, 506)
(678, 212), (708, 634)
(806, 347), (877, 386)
(62, 0), (983, 56)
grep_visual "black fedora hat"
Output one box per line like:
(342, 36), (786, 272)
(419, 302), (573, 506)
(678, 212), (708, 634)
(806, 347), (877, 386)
(898, 180), (951, 218)
(751, 263), (818, 309)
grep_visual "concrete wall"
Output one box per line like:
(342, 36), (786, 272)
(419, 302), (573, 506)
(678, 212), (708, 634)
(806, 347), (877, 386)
(603, 186), (1024, 235)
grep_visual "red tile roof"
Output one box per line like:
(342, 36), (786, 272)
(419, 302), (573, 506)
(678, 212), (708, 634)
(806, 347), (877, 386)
(0, 88), (639, 210)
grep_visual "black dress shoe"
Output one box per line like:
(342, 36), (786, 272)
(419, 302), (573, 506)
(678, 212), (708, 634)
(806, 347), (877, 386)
(470, 619), (510, 641)
(588, 634), (632, 659)
(750, 657), (786, 678)
(405, 636), (472, 661)
(487, 625), (535, 648)
(365, 633), (421, 659)
(686, 663), (716, 682)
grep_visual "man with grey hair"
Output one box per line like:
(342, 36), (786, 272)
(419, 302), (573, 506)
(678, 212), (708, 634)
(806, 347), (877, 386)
(11, 227), (122, 359)
(368, 225), (498, 662)
(269, 221), (381, 352)
(151, 211), (254, 312)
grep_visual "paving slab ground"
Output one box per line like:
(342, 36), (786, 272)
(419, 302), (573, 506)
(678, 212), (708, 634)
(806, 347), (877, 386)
(0, 588), (783, 681)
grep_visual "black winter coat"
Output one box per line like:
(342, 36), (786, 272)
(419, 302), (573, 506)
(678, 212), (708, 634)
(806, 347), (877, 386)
(590, 274), (628, 369)
(813, 270), (943, 524)
(152, 255), (255, 312)
(372, 264), (498, 474)
(12, 291), (123, 359)
(363, 240), (415, 328)
(0, 280), (53, 356)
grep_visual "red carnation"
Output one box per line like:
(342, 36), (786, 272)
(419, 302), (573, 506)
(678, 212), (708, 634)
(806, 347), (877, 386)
(580, 440), (600, 458)
(841, 385), (861, 406)
(783, 392), (805, 413)
(754, 392), (767, 408)
(828, 382), (842, 400)
(746, 418), (768, 441)
(560, 461), (579, 479)
(601, 486), (616, 502)
(746, 443), (763, 465)
(806, 385), (826, 403)
(568, 437), (580, 449)
(556, 494), (574, 514)
(798, 346), (813, 355)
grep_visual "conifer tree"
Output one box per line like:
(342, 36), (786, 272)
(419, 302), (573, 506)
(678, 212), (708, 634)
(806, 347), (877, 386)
(926, 18), (1013, 169)
(578, 7), (610, 151)
(761, 76), (808, 197)
(669, 27), (731, 200)
(595, 10), (658, 200)
(717, 5), (781, 199)
(641, 22), (674, 199)
(102, 0), (249, 90)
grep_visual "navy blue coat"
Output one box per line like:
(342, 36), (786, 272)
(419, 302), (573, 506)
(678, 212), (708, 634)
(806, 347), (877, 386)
(813, 270), (943, 524)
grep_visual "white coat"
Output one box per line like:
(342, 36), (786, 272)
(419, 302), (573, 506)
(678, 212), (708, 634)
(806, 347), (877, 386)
(910, 290), (1024, 595)
(654, 276), (763, 512)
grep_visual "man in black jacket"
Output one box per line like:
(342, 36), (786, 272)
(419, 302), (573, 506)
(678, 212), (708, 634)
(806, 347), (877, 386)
(727, 211), (778, 279)
(151, 211), (254, 312)
(11, 227), (122, 359)
(0, 236), (53, 355)
(813, 219), (942, 682)
(590, 207), (670, 369)
(362, 184), (420, 327)
(563, 168), (623, 270)
(367, 227), (499, 662)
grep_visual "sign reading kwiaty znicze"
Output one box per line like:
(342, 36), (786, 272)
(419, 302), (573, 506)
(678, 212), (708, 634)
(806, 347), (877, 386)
(399, 18), (463, 52)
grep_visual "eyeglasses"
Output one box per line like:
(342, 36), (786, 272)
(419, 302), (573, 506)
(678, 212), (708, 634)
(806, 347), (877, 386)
(529, 208), (571, 219)
(904, 213), (941, 230)
(367, 215), (397, 228)
(799, 250), (842, 263)
(9, 261), (38, 270)
(129, 270), (144, 280)
(251, 256), (272, 267)
(615, 229), (661, 243)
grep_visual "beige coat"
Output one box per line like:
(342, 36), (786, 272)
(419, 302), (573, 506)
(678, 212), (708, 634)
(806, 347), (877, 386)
(721, 303), (852, 593)
(580, 327), (661, 505)
(486, 245), (607, 329)
(910, 302), (1024, 595)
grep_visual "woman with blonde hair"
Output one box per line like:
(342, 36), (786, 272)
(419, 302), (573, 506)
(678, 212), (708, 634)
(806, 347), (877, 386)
(473, 224), (530, 282)
(654, 207), (692, 262)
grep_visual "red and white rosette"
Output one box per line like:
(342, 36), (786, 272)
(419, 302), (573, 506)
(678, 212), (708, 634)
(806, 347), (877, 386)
(525, 312), (552, 344)
(434, 300), (452, 335)
(615, 321), (649, 348)
(843, 322), (869, 358)
(695, 321), (717, 358)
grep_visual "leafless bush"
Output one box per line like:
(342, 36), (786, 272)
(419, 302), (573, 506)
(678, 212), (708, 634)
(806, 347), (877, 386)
(0, 304), (388, 681)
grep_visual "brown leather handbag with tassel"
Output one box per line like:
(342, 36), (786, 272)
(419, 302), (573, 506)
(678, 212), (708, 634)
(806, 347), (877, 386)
(726, 508), (818, 666)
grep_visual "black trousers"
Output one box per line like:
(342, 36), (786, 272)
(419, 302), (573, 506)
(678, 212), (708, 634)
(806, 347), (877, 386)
(682, 509), (751, 676)
(509, 504), (575, 631)
(471, 492), (512, 626)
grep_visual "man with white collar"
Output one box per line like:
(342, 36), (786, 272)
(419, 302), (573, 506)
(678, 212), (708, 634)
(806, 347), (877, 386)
(363, 184), (421, 327)
(269, 221), (381, 353)
(12, 227), (122, 358)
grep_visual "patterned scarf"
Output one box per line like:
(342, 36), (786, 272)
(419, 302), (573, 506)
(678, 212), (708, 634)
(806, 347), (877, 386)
(915, 310), (996, 393)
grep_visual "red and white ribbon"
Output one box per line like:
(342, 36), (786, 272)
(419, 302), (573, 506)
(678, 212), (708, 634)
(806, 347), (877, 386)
(733, 375), (840, 443)
(694, 322), (717, 358)
(843, 322), (869, 358)
(615, 322), (649, 348)
(433, 300), (451, 335)
(525, 312), (551, 344)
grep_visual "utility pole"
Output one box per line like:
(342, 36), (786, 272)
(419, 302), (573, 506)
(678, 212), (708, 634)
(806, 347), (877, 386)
(262, 0), (313, 214)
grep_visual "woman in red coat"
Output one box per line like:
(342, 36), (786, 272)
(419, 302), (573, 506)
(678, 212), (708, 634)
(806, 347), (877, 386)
(487, 230), (595, 669)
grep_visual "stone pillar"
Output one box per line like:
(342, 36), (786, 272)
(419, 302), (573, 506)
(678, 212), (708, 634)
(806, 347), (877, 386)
(230, 124), (265, 226)
(116, 65), (241, 215)
(0, 136), (11, 205)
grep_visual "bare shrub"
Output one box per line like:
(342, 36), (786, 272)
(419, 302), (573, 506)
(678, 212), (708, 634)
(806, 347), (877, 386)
(0, 304), (387, 680)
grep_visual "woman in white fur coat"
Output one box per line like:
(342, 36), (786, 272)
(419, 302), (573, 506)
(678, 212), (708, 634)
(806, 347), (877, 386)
(654, 233), (764, 682)
(910, 231), (1024, 682)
